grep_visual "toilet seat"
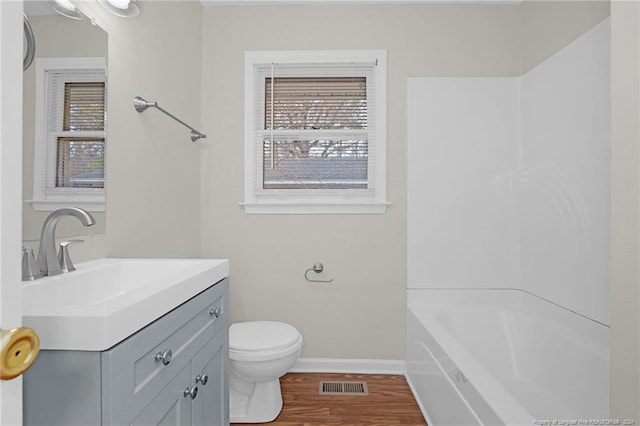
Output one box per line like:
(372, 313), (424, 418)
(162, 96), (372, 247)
(230, 321), (303, 362)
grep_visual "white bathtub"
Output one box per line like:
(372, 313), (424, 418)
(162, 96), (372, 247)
(406, 289), (609, 426)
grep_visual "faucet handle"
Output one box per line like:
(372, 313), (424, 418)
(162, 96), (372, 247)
(22, 247), (43, 281)
(57, 240), (84, 273)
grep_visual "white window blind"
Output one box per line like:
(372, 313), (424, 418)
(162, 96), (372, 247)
(32, 57), (107, 212)
(244, 50), (388, 214)
(49, 77), (106, 189)
(255, 63), (376, 195)
(262, 75), (370, 190)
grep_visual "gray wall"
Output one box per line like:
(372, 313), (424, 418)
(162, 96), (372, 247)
(611, 1), (640, 421)
(199, 2), (609, 361)
(200, 4), (521, 360)
(522, 0), (610, 72)
(77, 0), (204, 260)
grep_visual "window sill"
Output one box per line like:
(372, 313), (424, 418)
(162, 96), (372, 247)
(27, 199), (105, 212)
(240, 201), (390, 215)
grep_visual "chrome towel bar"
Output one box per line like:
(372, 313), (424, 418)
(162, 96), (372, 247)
(133, 96), (206, 142)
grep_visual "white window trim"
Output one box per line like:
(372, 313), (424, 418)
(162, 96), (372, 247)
(242, 50), (388, 215)
(29, 57), (106, 212)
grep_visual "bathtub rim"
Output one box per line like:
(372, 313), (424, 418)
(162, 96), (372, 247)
(408, 287), (610, 328)
(408, 302), (533, 425)
(406, 287), (610, 425)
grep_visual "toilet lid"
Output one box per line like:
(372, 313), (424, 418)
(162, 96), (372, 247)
(230, 321), (301, 352)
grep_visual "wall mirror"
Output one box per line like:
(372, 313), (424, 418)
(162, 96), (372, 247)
(23, 0), (108, 243)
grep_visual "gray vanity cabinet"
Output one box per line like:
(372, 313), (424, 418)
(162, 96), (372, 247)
(24, 278), (229, 426)
(130, 363), (193, 426)
(191, 329), (229, 425)
(131, 326), (229, 426)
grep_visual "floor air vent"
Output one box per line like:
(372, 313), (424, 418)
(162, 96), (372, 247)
(318, 381), (369, 396)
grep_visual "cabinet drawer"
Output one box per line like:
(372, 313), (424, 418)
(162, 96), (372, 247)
(101, 278), (228, 426)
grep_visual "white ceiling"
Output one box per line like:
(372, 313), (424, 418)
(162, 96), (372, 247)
(200, 0), (521, 5)
(25, 0), (523, 16)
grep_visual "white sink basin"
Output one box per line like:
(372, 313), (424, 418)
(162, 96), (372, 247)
(22, 258), (229, 351)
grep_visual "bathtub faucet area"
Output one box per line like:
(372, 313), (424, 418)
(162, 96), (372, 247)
(34, 207), (95, 277)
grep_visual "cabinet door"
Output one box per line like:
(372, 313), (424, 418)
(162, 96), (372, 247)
(103, 280), (227, 426)
(191, 326), (229, 426)
(130, 364), (192, 426)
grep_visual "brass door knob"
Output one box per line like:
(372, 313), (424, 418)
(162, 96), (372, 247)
(0, 327), (40, 380)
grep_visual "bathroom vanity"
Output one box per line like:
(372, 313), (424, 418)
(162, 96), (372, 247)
(22, 259), (230, 426)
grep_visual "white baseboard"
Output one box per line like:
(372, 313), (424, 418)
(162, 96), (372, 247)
(291, 358), (406, 375)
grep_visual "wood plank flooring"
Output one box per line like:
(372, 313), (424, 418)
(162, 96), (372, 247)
(231, 373), (428, 426)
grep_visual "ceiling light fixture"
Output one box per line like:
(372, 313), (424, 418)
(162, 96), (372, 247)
(45, 0), (85, 20)
(97, 0), (140, 18)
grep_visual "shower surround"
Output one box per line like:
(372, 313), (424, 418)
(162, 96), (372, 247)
(406, 18), (611, 425)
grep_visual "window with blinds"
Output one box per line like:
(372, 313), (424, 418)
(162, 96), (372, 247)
(56, 81), (106, 189)
(32, 57), (107, 212)
(244, 50), (388, 214)
(263, 76), (368, 189)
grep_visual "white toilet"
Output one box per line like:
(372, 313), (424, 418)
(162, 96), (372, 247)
(229, 321), (303, 423)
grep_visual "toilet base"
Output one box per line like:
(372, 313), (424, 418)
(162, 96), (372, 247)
(230, 378), (283, 423)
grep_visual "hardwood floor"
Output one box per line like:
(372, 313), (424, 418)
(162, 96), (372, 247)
(231, 373), (428, 426)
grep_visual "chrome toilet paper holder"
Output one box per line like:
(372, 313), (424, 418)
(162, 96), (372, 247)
(304, 262), (334, 283)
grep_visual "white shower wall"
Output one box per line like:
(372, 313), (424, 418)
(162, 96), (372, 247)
(407, 77), (521, 290)
(518, 18), (610, 324)
(407, 18), (610, 324)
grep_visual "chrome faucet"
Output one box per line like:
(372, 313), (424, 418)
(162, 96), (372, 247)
(36, 207), (95, 276)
